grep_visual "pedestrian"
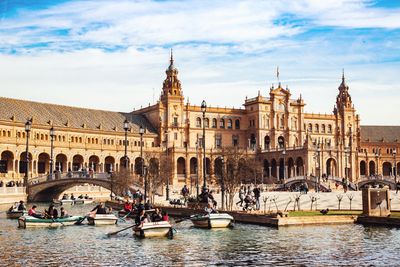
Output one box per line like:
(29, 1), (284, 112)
(253, 186), (261, 210)
(236, 186), (245, 207)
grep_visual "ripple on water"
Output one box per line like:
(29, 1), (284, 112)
(1, 205), (400, 266)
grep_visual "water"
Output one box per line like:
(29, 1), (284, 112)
(1, 203), (400, 266)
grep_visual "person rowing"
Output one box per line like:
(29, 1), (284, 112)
(91, 203), (107, 214)
(28, 205), (43, 219)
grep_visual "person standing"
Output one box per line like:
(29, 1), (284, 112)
(236, 186), (245, 207)
(253, 186), (261, 210)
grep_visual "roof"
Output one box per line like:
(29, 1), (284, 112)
(360, 126), (400, 142)
(0, 97), (157, 134)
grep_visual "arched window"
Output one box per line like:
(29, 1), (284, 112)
(328, 124), (332, 133)
(308, 123), (312, 133)
(235, 119), (240, 129)
(315, 124), (319, 133)
(220, 119), (225, 129)
(196, 117), (201, 128)
(227, 119), (233, 129)
(212, 118), (217, 128)
(321, 124), (326, 133)
(204, 118), (209, 128)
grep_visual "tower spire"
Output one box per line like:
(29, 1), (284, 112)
(342, 68), (345, 83)
(170, 48), (174, 65)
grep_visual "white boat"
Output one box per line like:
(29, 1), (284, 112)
(87, 214), (118, 225)
(133, 221), (173, 238)
(74, 198), (94, 205)
(190, 213), (234, 229)
(53, 199), (74, 205)
(6, 210), (25, 219)
(18, 215), (85, 228)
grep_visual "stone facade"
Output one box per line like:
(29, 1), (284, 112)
(0, 53), (399, 189)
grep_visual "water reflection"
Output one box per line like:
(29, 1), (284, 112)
(1, 203), (400, 266)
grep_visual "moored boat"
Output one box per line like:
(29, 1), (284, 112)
(87, 214), (118, 225)
(190, 213), (234, 229)
(18, 215), (85, 228)
(6, 210), (25, 219)
(133, 221), (173, 238)
(74, 198), (94, 205)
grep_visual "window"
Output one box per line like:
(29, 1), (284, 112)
(215, 135), (222, 148)
(328, 124), (332, 133)
(308, 123), (312, 133)
(196, 117), (201, 128)
(220, 119), (225, 129)
(315, 124), (319, 133)
(232, 135), (239, 147)
(174, 132), (178, 140)
(204, 118), (209, 128)
(173, 117), (178, 127)
(212, 118), (217, 128)
(235, 119), (240, 129)
(227, 119), (233, 129)
(321, 124), (326, 133)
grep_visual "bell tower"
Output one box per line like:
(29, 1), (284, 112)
(161, 50), (183, 101)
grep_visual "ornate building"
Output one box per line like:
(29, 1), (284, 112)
(0, 53), (398, 189)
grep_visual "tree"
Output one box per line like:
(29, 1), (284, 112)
(219, 147), (247, 211)
(244, 153), (264, 185)
(111, 167), (141, 197)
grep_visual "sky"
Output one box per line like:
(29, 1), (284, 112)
(0, 0), (399, 125)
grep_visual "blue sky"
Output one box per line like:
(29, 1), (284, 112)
(0, 0), (399, 124)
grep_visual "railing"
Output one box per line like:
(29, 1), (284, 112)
(261, 146), (305, 153)
(0, 186), (25, 194)
(29, 172), (111, 185)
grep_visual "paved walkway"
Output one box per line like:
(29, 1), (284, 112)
(155, 190), (400, 212)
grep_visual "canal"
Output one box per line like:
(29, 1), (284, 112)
(1, 203), (399, 266)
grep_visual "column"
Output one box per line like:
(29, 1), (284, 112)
(268, 166), (272, 177)
(294, 165), (297, 177)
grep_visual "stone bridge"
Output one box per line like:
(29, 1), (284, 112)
(357, 176), (397, 190)
(27, 172), (113, 201)
(283, 176), (330, 191)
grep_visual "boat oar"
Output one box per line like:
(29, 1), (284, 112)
(75, 216), (87, 225)
(119, 210), (133, 222)
(107, 224), (136, 237)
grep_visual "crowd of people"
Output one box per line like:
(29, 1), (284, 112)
(0, 180), (23, 187)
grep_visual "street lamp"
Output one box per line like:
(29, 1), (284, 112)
(201, 100), (207, 191)
(49, 127), (55, 180)
(220, 156), (225, 210)
(24, 119), (32, 187)
(195, 141), (199, 198)
(123, 119), (129, 169)
(139, 125), (146, 200)
(393, 148), (397, 183)
(165, 130), (170, 200)
(317, 145), (321, 193)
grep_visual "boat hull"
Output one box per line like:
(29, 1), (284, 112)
(190, 213), (234, 229)
(6, 210), (24, 219)
(18, 216), (84, 228)
(87, 214), (118, 225)
(134, 221), (172, 238)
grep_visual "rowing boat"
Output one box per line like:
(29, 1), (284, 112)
(74, 198), (94, 205)
(190, 213), (234, 229)
(18, 215), (85, 228)
(6, 210), (25, 219)
(133, 221), (173, 238)
(87, 214), (118, 225)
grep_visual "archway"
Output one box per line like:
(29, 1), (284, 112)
(263, 159), (270, 177)
(250, 134), (256, 149)
(369, 161), (376, 176)
(296, 157), (304, 176)
(72, 155), (84, 171)
(0, 150), (14, 173)
(88, 155), (100, 172)
(214, 157), (223, 179)
(38, 152), (50, 174)
(177, 157), (186, 176)
(19, 152), (33, 174)
(359, 161), (366, 176)
(134, 157), (143, 175)
(55, 154), (67, 172)
(326, 158), (337, 177)
(105, 156), (115, 172)
(279, 158), (284, 180)
(190, 157), (197, 174)
(206, 158), (211, 175)
(287, 157), (294, 178)
(271, 159), (277, 178)
(382, 162), (392, 176)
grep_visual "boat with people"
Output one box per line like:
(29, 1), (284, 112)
(73, 198), (94, 205)
(6, 210), (25, 219)
(18, 215), (85, 228)
(87, 214), (118, 225)
(190, 213), (234, 229)
(133, 221), (173, 238)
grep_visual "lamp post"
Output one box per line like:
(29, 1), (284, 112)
(393, 148), (397, 183)
(24, 119), (32, 187)
(317, 145), (321, 193)
(165, 130), (169, 200)
(49, 127), (55, 180)
(195, 141), (199, 198)
(123, 119), (129, 169)
(139, 125), (146, 200)
(201, 100), (207, 191)
(220, 156), (225, 210)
